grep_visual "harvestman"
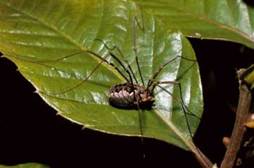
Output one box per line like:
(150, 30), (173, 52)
(9, 16), (199, 139)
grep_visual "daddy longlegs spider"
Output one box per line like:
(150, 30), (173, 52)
(6, 15), (201, 148)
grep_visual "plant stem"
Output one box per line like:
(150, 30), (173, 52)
(154, 110), (213, 168)
(220, 83), (252, 168)
(189, 141), (213, 168)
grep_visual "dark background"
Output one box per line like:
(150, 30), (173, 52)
(0, 38), (253, 168)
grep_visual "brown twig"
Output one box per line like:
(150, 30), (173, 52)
(190, 143), (214, 168)
(220, 81), (252, 168)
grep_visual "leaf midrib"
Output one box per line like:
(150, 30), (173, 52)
(41, 90), (189, 148)
(0, 1), (124, 79)
(153, 109), (193, 150)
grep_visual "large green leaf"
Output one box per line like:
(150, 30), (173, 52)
(0, 163), (49, 168)
(134, 0), (254, 49)
(0, 0), (203, 150)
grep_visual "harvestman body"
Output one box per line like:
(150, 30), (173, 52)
(109, 83), (154, 110)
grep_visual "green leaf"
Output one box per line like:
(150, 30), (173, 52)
(0, 0), (203, 150)
(134, 0), (254, 49)
(0, 163), (49, 168)
(239, 64), (254, 90)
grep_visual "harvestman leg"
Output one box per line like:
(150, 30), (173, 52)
(152, 80), (200, 138)
(147, 54), (199, 138)
(94, 37), (148, 143)
(131, 15), (147, 142)
(94, 39), (138, 85)
(132, 16), (145, 86)
(8, 48), (133, 95)
(94, 39), (148, 145)
(95, 38), (147, 145)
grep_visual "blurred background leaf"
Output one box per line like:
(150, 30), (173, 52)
(0, 163), (49, 168)
(134, 0), (254, 49)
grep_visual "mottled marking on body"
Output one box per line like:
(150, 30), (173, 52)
(109, 83), (154, 109)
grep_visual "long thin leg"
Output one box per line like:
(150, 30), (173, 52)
(133, 88), (145, 158)
(150, 80), (177, 92)
(131, 13), (146, 158)
(132, 16), (145, 86)
(108, 52), (134, 84)
(134, 12), (145, 31)
(9, 50), (131, 96)
(7, 48), (131, 83)
(113, 47), (139, 85)
(47, 50), (134, 95)
(153, 81), (201, 138)
(113, 47), (138, 84)
(49, 53), (111, 95)
(147, 56), (196, 88)
(136, 102), (144, 142)
(95, 18), (145, 86)
(5, 51), (83, 64)
(5, 53), (60, 69)
(157, 84), (193, 137)
(154, 81), (201, 119)
(94, 39), (138, 84)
